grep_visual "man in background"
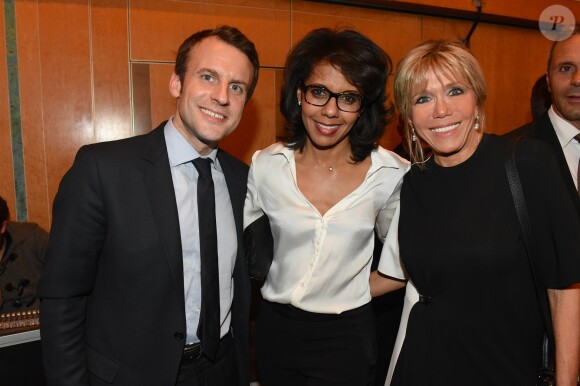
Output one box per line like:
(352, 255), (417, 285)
(39, 25), (259, 385)
(528, 74), (552, 121)
(508, 27), (580, 382)
(509, 28), (580, 211)
(0, 195), (47, 313)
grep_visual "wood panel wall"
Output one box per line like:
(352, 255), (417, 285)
(1, 0), (578, 230)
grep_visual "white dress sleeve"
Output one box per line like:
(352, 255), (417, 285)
(376, 201), (420, 385)
(377, 204), (406, 280)
(385, 279), (419, 385)
(243, 150), (265, 230)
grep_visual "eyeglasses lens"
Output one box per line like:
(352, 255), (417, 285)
(304, 86), (362, 112)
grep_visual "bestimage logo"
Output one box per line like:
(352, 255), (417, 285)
(539, 5), (576, 41)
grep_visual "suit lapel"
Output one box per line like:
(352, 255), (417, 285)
(534, 113), (562, 153)
(534, 112), (579, 196)
(141, 124), (185, 304)
(217, 151), (245, 235)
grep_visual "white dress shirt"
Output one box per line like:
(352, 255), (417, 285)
(164, 119), (236, 344)
(244, 142), (409, 314)
(549, 106), (580, 189)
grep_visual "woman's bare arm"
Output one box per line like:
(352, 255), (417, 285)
(548, 284), (580, 386)
(370, 270), (406, 297)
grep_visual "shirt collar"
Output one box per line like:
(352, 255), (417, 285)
(267, 142), (405, 172)
(549, 105), (580, 147)
(164, 117), (218, 167)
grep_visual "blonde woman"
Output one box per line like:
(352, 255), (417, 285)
(373, 40), (580, 386)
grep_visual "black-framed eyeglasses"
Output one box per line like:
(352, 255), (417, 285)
(301, 84), (364, 113)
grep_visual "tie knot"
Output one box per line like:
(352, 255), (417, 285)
(193, 157), (213, 177)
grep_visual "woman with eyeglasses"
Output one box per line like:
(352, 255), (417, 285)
(243, 27), (409, 386)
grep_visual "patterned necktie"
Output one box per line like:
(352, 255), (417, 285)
(192, 157), (220, 360)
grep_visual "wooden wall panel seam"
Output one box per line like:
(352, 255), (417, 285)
(89, 2), (96, 143)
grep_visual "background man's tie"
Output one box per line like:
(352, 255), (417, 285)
(576, 134), (580, 195)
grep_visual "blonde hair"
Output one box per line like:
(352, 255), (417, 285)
(394, 40), (487, 164)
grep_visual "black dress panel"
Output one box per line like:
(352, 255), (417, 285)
(391, 134), (580, 386)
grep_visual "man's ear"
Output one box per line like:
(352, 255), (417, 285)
(0, 220), (7, 235)
(545, 73), (551, 94)
(169, 73), (182, 98)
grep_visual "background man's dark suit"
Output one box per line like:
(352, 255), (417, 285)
(508, 111), (580, 216)
(39, 123), (250, 385)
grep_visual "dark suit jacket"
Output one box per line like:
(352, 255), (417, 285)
(39, 123), (250, 385)
(507, 111), (580, 217)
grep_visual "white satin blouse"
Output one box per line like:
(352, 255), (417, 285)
(244, 143), (409, 314)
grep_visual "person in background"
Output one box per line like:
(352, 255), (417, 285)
(372, 39), (580, 386)
(244, 27), (408, 386)
(507, 27), (580, 382)
(508, 28), (580, 214)
(0, 195), (47, 313)
(529, 74), (552, 121)
(39, 25), (259, 385)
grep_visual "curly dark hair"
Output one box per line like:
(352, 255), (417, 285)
(280, 27), (394, 163)
(174, 25), (260, 99)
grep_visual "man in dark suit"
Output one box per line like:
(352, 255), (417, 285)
(508, 29), (580, 211)
(508, 29), (580, 382)
(39, 26), (259, 386)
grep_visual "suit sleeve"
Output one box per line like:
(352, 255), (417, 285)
(39, 145), (107, 385)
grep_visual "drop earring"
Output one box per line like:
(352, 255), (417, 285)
(298, 100), (302, 106)
(474, 115), (480, 130)
(411, 127), (417, 142)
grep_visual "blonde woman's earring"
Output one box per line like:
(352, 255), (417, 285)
(412, 127), (417, 142)
(474, 115), (480, 130)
